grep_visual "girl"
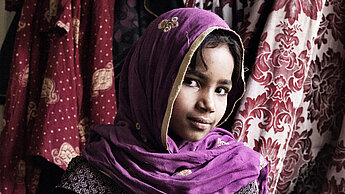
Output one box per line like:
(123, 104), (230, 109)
(54, 8), (268, 193)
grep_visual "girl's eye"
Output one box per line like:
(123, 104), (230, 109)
(215, 87), (230, 96)
(183, 77), (198, 87)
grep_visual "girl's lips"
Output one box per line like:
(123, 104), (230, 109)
(188, 117), (212, 130)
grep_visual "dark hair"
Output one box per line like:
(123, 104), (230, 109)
(189, 30), (242, 84)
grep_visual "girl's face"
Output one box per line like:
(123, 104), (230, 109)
(169, 43), (234, 142)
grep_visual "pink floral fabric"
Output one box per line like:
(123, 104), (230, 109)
(187, 0), (345, 193)
(0, 0), (116, 193)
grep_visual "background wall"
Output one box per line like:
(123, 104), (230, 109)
(0, 1), (15, 46)
(0, 1), (15, 135)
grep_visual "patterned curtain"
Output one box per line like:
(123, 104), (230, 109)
(186, 0), (345, 193)
(0, 0), (117, 193)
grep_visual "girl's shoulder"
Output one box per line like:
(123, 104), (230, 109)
(235, 180), (259, 194)
(53, 156), (128, 194)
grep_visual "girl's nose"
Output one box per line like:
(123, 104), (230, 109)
(196, 89), (215, 113)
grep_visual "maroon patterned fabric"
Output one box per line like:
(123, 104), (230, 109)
(0, 0), (117, 193)
(186, 0), (345, 193)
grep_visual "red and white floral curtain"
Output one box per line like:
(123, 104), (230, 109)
(186, 0), (345, 193)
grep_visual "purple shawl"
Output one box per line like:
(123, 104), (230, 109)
(83, 8), (268, 193)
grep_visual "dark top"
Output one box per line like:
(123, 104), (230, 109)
(53, 156), (259, 194)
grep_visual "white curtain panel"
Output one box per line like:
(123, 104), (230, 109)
(0, 1), (15, 47)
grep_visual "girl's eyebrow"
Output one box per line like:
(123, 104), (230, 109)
(186, 68), (207, 80)
(219, 79), (232, 86)
(186, 68), (232, 86)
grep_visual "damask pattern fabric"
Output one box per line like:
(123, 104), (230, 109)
(0, 0), (117, 193)
(113, 0), (154, 73)
(113, 0), (181, 89)
(186, 0), (345, 193)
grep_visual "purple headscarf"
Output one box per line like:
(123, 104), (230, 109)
(83, 8), (268, 193)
